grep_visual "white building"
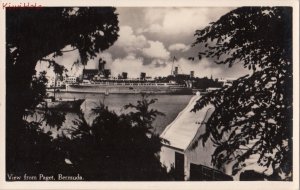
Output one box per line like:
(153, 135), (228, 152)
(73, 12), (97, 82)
(65, 76), (77, 84)
(49, 77), (65, 87)
(160, 95), (277, 181)
(160, 95), (233, 180)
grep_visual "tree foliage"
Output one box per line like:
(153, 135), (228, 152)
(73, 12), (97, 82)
(191, 7), (292, 180)
(6, 7), (119, 176)
(124, 94), (165, 130)
(7, 7), (119, 65)
(7, 7), (119, 116)
(28, 71), (48, 109)
(57, 96), (171, 180)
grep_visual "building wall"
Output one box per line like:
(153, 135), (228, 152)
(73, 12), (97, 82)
(66, 76), (77, 84)
(160, 140), (216, 180)
(184, 138), (216, 180)
(160, 137), (232, 180)
(160, 146), (180, 171)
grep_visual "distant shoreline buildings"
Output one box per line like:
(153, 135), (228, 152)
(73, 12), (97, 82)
(45, 58), (236, 92)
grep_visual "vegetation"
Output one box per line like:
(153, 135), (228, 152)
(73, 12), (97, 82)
(13, 86), (172, 180)
(7, 7), (119, 120)
(6, 7), (119, 174)
(6, 8), (173, 180)
(191, 7), (292, 180)
(57, 95), (171, 180)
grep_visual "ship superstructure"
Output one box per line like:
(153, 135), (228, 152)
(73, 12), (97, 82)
(65, 58), (194, 94)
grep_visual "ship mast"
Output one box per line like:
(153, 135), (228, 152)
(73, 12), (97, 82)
(170, 56), (177, 75)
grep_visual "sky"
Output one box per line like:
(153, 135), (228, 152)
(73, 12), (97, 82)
(36, 7), (251, 79)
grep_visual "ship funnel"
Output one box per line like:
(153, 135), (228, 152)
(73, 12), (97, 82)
(173, 67), (178, 76)
(140, 72), (146, 80)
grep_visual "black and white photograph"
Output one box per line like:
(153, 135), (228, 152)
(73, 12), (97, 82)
(1, 0), (299, 189)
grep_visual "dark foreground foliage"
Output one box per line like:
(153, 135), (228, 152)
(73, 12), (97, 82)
(58, 95), (172, 180)
(191, 7), (292, 180)
(6, 8), (174, 180)
(6, 7), (120, 178)
(8, 94), (173, 180)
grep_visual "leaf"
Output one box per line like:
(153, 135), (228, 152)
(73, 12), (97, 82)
(189, 7), (292, 178)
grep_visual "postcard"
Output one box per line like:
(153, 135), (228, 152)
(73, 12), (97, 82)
(0, 0), (299, 189)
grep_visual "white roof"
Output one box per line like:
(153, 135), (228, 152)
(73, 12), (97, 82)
(160, 95), (214, 151)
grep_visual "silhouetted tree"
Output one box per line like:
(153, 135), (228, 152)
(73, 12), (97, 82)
(6, 7), (119, 176)
(191, 7), (292, 180)
(7, 7), (119, 119)
(29, 71), (48, 109)
(59, 96), (172, 180)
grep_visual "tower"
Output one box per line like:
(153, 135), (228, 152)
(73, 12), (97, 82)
(98, 58), (106, 74)
(190, 71), (194, 78)
(140, 72), (146, 80)
(173, 67), (178, 76)
(122, 72), (128, 79)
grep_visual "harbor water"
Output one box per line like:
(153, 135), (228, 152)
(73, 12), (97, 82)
(30, 93), (193, 137)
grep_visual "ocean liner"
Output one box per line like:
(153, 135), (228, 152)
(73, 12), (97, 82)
(65, 58), (193, 95)
(66, 79), (192, 95)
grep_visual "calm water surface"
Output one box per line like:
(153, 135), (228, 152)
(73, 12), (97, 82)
(31, 93), (193, 137)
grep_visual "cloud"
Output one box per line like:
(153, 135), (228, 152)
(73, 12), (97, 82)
(172, 57), (222, 78)
(105, 54), (145, 78)
(104, 53), (171, 78)
(117, 7), (248, 78)
(116, 7), (234, 46)
(87, 53), (250, 79)
(37, 8), (249, 80)
(35, 45), (82, 77)
(168, 43), (190, 52)
(142, 41), (170, 60)
(147, 24), (163, 33)
(143, 8), (232, 37)
(113, 25), (171, 61)
(104, 52), (225, 79)
(114, 26), (149, 52)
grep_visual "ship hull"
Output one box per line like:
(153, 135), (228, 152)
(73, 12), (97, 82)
(66, 84), (193, 95)
(47, 99), (84, 110)
(37, 99), (85, 111)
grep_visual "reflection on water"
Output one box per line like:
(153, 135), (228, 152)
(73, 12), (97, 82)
(27, 93), (193, 137)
